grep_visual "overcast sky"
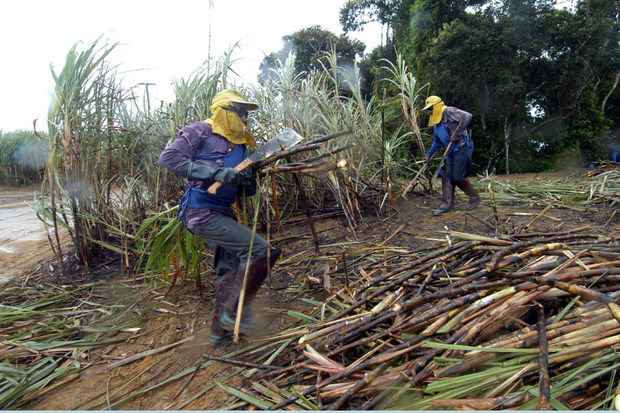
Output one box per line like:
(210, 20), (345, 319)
(0, 0), (382, 132)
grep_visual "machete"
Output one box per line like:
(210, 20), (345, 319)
(401, 140), (454, 198)
(207, 128), (304, 194)
(433, 141), (454, 179)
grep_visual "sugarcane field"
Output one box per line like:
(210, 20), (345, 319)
(1, 1), (619, 411)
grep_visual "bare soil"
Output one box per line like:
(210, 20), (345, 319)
(0, 187), (61, 285)
(3, 174), (617, 410)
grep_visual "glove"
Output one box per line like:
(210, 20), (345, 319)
(450, 134), (461, 143)
(238, 168), (257, 196)
(239, 167), (256, 187)
(187, 160), (240, 185)
(213, 167), (241, 185)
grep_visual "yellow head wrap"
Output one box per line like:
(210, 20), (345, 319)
(206, 89), (258, 147)
(422, 95), (446, 127)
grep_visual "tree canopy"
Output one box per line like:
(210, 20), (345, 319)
(258, 25), (365, 84)
(339, 0), (403, 32)
(346, 0), (620, 172)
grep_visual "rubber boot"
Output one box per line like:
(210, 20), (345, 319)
(209, 271), (236, 345)
(220, 248), (282, 336)
(456, 179), (481, 210)
(217, 266), (250, 335)
(217, 253), (267, 334)
(433, 176), (455, 216)
(245, 248), (281, 304)
(220, 309), (254, 336)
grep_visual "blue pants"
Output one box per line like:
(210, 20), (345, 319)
(439, 143), (473, 183)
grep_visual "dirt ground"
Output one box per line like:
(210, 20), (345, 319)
(2, 176), (617, 410)
(0, 186), (60, 285)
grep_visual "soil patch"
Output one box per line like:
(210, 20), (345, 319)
(3, 174), (616, 409)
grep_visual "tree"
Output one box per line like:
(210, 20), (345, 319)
(340, 0), (402, 32)
(358, 42), (397, 99)
(539, 0), (619, 163)
(258, 51), (290, 85)
(342, 0), (620, 171)
(392, 0), (619, 171)
(338, 1), (404, 106)
(258, 25), (365, 83)
(339, 0), (404, 48)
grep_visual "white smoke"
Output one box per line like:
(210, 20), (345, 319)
(337, 63), (361, 94)
(64, 180), (95, 205)
(12, 140), (49, 170)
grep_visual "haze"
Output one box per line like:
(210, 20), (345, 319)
(0, 0), (381, 131)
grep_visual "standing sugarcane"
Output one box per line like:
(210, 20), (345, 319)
(421, 96), (481, 215)
(158, 89), (281, 345)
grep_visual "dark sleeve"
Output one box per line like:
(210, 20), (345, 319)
(447, 107), (473, 142)
(159, 125), (237, 183)
(158, 126), (200, 178)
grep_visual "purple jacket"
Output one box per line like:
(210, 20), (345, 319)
(159, 122), (239, 229)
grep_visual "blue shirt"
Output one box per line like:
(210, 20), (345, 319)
(426, 123), (473, 159)
(159, 122), (248, 228)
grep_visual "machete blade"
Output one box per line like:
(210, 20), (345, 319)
(248, 128), (304, 162)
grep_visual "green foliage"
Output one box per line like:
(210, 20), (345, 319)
(349, 0), (620, 173)
(258, 25), (365, 84)
(339, 0), (402, 32)
(357, 42), (397, 100)
(169, 45), (238, 131)
(253, 48), (382, 171)
(566, 88), (611, 164)
(40, 37), (237, 271)
(134, 206), (204, 283)
(0, 130), (48, 185)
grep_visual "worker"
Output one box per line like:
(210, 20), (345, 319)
(423, 96), (481, 215)
(158, 89), (280, 345)
(610, 143), (620, 162)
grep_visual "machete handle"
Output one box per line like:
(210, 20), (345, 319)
(207, 158), (254, 195)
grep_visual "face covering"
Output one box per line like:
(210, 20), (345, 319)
(423, 95), (446, 127)
(428, 101), (446, 127)
(205, 90), (258, 147)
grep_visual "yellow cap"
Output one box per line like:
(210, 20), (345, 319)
(422, 95), (443, 111)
